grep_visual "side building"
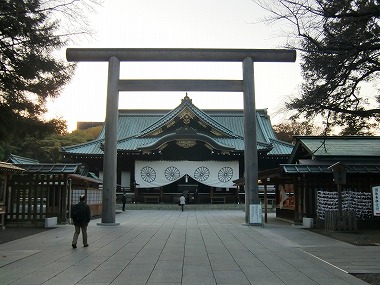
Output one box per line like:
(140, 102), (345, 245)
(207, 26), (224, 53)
(62, 95), (293, 204)
(258, 136), (380, 228)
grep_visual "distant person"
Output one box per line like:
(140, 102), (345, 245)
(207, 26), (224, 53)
(121, 193), (127, 211)
(194, 188), (199, 204)
(71, 194), (91, 248)
(179, 193), (186, 212)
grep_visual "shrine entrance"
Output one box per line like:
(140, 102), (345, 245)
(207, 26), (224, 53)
(66, 48), (296, 225)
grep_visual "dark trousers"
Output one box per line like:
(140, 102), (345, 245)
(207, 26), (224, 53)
(72, 225), (88, 246)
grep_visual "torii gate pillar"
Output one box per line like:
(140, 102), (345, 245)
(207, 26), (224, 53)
(66, 48), (296, 225)
(100, 56), (120, 225)
(243, 57), (260, 224)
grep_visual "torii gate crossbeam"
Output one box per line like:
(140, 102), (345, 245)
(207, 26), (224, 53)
(66, 48), (296, 225)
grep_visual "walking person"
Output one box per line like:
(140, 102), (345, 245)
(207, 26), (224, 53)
(121, 193), (127, 211)
(179, 193), (186, 212)
(71, 194), (91, 248)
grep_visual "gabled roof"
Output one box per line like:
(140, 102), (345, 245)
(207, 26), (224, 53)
(289, 136), (380, 163)
(138, 95), (239, 138)
(138, 127), (236, 152)
(63, 95), (293, 156)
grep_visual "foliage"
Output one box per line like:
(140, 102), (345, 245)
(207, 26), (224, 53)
(254, 0), (380, 134)
(0, 0), (99, 143)
(0, 126), (102, 162)
(273, 119), (322, 143)
(38, 125), (102, 162)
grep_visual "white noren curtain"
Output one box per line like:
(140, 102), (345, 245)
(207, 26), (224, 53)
(135, 160), (239, 188)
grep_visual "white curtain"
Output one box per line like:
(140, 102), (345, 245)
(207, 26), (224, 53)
(135, 160), (239, 188)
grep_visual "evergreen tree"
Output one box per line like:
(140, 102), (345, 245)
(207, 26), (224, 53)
(0, 125), (102, 162)
(0, 0), (98, 143)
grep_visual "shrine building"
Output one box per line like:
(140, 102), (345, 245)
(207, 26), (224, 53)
(62, 95), (293, 204)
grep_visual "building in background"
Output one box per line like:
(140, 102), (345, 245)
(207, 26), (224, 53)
(62, 95), (293, 204)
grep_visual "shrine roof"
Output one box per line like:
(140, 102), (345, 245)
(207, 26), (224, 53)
(282, 164), (380, 174)
(0, 162), (25, 174)
(137, 96), (239, 138)
(289, 136), (380, 162)
(68, 173), (102, 184)
(62, 96), (293, 156)
(62, 139), (104, 156)
(14, 163), (82, 174)
(7, 154), (39, 164)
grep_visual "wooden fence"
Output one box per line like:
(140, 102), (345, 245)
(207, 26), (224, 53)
(7, 174), (68, 225)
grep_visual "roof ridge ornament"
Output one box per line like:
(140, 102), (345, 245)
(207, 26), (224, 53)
(182, 92), (192, 103)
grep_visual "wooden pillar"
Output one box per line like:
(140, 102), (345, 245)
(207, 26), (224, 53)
(264, 179), (268, 223)
(300, 175), (305, 218)
(243, 57), (260, 224)
(305, 177), (313, 218)
(67, 178), (72, 221)
(62, 174), (68, 223)
(293, 177), (301, 224)
(100, 56), (120, 225)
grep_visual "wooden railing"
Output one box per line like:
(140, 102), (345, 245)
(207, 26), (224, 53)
(210, 196), (226, 204)
(144, 196), (160, 203)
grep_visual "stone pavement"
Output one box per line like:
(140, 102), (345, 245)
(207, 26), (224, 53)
(0, 210), (379, 285)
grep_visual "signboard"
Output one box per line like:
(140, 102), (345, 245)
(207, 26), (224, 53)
(372, 186), (380, 217)
(249, 204), (262, 225)
(328, 162), (347, 185)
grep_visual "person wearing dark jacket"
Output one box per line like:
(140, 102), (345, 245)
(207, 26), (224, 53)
(121, 194), (127, 211)
(71, 194), (91, 248)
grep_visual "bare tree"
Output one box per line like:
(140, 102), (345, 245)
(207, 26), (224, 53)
(273, 119), (322, 143)
(254, 0), (380, 134)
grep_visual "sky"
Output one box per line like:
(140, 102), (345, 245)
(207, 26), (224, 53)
(46, 0), (303, 132)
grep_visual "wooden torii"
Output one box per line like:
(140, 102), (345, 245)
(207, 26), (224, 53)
(66, 48), (296, 225)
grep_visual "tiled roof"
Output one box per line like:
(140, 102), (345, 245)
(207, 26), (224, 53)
(63, 96), (293, 156)
(15, 164), (81, 174)
(289, 136), (380, 162)
(0, 162), (25, 173)
(210, 110), (293, 155)
(7, 154), (39, 164)
(268, 139), (294, 156)
(282, 164), (380, 174)
(138, 96), (239, 138)
(62, 139), (104, 155)
(68, 173), (103, 184)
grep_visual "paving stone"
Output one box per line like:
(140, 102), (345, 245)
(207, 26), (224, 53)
(0, 211), (377, 285)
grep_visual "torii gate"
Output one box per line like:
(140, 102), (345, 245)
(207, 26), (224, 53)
(66, 48), (296, 225)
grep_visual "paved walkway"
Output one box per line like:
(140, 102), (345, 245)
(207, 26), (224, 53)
(0, 210), (379, 285)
